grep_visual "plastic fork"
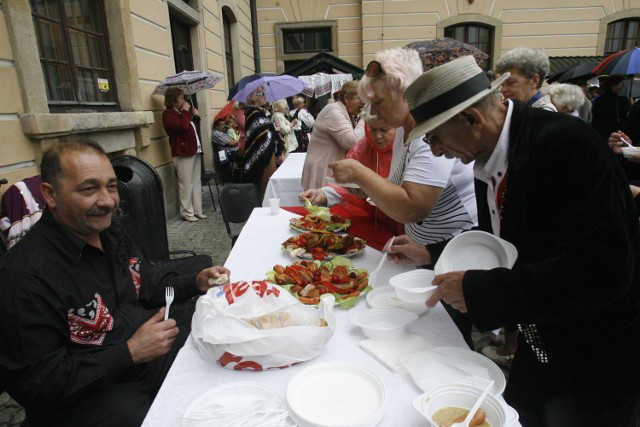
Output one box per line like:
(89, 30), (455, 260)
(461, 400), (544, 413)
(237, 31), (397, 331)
(164, 286), (174, 321)
(450, 380), (494, 427)
(369, 236), (395, 288)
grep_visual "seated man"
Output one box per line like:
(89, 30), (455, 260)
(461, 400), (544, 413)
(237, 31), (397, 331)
(0, 137), (230, 427)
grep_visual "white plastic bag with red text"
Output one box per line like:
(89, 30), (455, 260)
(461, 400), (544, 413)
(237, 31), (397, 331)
(191, 281), (336, 370)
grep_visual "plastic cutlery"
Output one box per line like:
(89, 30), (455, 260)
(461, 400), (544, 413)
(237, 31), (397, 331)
(164, 286), (174, 321)
(620, 136), (635, 148)
(369, 236), (395, 287)
(450, 380), (494, 427)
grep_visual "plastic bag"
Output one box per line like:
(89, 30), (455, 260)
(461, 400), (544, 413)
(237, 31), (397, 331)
(192, 280), (336, 370)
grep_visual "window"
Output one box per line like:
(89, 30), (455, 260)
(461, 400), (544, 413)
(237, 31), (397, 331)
(445, 24), (493, 71)
(605, 19), (640, 55)
(223, 10), (235, 87)
(31, 0), (116, 105)
(282, 27), (332, 54)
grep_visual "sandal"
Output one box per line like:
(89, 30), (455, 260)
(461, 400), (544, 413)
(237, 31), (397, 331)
(481, 346), (514, 367)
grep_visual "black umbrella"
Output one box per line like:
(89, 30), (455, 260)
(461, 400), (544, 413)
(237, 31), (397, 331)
(550, 61), (599, 83)
(559, 61), (599, 82)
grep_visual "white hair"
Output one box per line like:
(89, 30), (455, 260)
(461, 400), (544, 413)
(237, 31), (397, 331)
(541, 83), (585, 112)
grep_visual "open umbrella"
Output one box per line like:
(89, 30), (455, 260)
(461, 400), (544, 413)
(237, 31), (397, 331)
(214, 101), (237, 122)
(547, 61), (599, 83)
(227, 73), (275, 101)
(405, 38), (489, 71)
(593, 47), (640, 76)
(231, 74), (306, 103)
(152, 70), (223, 96)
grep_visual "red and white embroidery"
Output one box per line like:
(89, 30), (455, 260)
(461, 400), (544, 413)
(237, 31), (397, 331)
(128, 257), (141, 297)
(67, 293), (114, 345)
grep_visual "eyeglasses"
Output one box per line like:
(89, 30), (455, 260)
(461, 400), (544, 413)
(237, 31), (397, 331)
(365, 61), (385, 78)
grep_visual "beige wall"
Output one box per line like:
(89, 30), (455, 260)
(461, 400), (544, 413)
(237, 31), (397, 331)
(2, 0), (640, 214)
(257, 0), (640, 71)
(0, 0), (252, 218)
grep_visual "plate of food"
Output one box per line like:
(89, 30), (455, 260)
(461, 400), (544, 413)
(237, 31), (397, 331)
(282, 232), (366, 260)
(290, 198), (351, 233)
(266, 257), (370, 309)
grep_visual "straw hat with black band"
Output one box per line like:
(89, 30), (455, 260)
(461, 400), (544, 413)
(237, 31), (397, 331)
(405, 55), (509, 142)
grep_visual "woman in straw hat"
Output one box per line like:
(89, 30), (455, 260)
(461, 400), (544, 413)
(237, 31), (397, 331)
(403, 55), (640, 426)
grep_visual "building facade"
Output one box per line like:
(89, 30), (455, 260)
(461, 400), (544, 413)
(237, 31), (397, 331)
(1, 0), (639, 217)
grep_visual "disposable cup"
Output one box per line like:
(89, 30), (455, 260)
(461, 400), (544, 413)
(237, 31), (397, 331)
(269, 198), (280, 215)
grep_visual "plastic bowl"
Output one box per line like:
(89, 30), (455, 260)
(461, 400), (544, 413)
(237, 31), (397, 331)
(351, 307), (418, 340)
(389, 269), (437, 302)
(622, 146), (640, 158)
(412, 383), (506, 427)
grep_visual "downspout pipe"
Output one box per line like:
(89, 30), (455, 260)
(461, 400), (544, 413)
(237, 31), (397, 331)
(250, 0), (260, 72)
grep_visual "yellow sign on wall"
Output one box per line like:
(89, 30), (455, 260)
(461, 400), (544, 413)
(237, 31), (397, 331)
(97, 78), (110, 92)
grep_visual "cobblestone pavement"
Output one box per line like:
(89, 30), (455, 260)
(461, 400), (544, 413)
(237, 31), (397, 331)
(0, 190), (232, 427)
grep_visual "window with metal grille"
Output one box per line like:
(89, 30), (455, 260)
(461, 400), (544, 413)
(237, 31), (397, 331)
(445, 23), (494, 71)
(605, 19), (640, 55)
(30, 0), (117, 105)
(282, 27), (332, 54)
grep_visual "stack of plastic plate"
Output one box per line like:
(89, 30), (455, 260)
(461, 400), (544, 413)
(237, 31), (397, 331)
(286, 362), (388, 427)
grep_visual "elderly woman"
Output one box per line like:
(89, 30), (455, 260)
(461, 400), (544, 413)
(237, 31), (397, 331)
(326, 48), (477, 257)
(312, 47), (478, 347)
(241, 85), (281, 202)
(162, 87), (206, 222)
(301, 113), (402, 235)
(495, 46), (557, 111)
(301, 80), (365, 189)
(541, 83), (586, 116)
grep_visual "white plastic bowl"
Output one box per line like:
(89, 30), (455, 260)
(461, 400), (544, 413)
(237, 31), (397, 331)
(351, 307), (418, 340)
(412, 383), (507, 427)
(389, 269), (437, 303)
(622, 146), (640, 158)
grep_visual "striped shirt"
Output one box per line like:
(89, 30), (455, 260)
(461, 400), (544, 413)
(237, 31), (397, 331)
(388, 128), (477, 245)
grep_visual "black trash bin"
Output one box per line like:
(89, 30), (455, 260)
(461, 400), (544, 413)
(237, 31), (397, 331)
(112, 156), (169, 262)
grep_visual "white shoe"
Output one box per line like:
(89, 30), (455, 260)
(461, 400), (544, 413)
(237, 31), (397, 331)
(183, 215), (199, 222)
(195, 214), (208, 219)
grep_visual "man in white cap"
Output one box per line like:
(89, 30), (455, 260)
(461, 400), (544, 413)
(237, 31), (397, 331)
(403, 55), (640, 426)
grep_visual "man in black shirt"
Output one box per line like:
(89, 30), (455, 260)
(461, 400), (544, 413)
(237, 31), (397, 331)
(0, 137), (230, 427)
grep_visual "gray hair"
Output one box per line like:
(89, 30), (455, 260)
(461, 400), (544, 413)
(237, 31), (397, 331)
(359, 47), (423, 103)
(495, 47), (550, 88)
(541, 83), (585, 112)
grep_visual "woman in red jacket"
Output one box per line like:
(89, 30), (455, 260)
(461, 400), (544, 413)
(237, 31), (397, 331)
(162, 88), (206, 222)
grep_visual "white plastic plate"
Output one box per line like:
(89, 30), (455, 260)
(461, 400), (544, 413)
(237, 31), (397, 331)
(287, 362), (387, 427)
(434, 230), (518, 275)
(182, 382), (287, 427)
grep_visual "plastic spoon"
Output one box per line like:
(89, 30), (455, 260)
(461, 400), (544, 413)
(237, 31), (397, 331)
(450, 380), (494, 427)
(368, 236), (395, 287)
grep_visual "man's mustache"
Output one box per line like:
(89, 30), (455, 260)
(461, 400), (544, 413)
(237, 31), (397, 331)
(86, 207), (114, 217)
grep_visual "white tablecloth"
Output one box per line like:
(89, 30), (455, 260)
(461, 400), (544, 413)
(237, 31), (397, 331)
(142, 208), (468, 427)
(262, 153), (306, 207)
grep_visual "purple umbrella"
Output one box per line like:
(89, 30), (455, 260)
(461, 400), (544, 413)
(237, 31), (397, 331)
(231, 74), (306, 103)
